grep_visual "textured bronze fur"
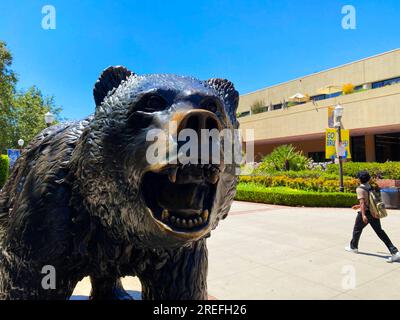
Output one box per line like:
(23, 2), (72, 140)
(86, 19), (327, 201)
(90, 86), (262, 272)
(0, 67), (239, 300)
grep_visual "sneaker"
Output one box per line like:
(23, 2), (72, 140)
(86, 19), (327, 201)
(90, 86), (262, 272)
(345, 246), (358, 254)
(386, 252), (400, 263)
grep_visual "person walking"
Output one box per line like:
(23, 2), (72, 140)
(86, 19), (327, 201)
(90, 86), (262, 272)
(345, 170), (400, 263)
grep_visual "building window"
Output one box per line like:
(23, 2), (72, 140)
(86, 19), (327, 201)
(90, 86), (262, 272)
(327, 91), (342, 99)
(311, 94), (326, 102)
(375, 133), (400, 163)
(350, 136), (366, 162)
(372, 76), (400, 89)
(308, 151), (325, 162)
(238, 111), (250, 118)
(372, 80), (384, 89)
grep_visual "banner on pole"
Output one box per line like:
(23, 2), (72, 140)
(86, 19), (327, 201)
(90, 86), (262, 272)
(325, 129), (351, 159)
(328, 106), (336, 128)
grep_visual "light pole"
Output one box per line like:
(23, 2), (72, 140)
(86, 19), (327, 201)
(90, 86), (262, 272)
(334, 104), (345, 192)
(45, 112), (55, 127)
(18, 139), (24, 154)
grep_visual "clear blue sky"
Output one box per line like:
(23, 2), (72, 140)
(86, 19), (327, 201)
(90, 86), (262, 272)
(0, 0), (399, 120)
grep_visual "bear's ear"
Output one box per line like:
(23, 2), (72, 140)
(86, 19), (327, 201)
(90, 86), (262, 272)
(94, 66), (134, 107)
(205, 78), (239, 127)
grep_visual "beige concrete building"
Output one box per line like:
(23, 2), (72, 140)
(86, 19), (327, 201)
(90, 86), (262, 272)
(238, 49), (400, 162)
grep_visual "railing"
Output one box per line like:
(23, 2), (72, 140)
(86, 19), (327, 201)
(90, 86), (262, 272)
(237, 77), (400, 119)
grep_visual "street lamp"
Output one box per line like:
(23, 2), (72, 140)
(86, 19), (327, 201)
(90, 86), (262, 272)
(334, 104), (344, 126)
(18, 139), (24, 154)
(334, 104), (345, 192)
(45, 112), (55, 127)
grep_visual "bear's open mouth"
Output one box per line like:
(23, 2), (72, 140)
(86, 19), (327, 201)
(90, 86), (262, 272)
(141, 164), (220, 234)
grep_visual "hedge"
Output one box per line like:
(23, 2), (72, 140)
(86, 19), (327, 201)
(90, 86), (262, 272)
(326, 162), (400, 180)
(236, 183), (357, 207)
(242, 168), (356, 180)
(0, 155), (10, 189)
(258, 170), (336, 179)
(239, 175), (359, 193)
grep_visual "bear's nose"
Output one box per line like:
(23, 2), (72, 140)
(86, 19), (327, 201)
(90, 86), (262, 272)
(177, 110), (222, 135)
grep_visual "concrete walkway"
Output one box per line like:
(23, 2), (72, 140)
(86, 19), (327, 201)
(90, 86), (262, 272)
(72, 201), (400, 300)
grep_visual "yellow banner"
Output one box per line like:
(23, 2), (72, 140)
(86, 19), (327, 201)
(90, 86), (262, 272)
(325, 128), (351, 159)
(328, 106), (335, 128)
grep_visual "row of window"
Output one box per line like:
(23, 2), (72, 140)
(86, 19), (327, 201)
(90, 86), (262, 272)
(238, 76), (400, 118)
(372, 76), (400, 89)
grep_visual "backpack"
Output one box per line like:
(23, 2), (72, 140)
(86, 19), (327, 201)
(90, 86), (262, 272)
(359, 186), (388, 219)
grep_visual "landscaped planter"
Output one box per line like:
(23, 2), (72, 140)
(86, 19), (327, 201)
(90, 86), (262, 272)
(377, 179), (400, 189)
(381, 188), (400, 209)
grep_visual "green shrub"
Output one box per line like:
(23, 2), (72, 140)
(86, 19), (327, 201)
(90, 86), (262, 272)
(239, 174), (359, 193)
(236, 183), (357, 207)
(254, 169), (337, 179)
(0, 155), (10, 188)
(326, 162), (400, 180)
(286, 101), (298, 107)
(256, 145), (312, 173)
(250, 100), (267, 114)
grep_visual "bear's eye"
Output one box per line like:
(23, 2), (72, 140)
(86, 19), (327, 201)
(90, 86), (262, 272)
(200, 98), (218, 113)
(135, 94), (168, 113)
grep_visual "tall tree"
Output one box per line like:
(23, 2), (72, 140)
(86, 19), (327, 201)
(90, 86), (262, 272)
(10, 87), (62, 149)
(0, 41), (62, 154)
(0, 41), (17, 153)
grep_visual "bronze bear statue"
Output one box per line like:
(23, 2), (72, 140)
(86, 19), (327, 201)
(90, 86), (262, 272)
(0, 66), (240, 300)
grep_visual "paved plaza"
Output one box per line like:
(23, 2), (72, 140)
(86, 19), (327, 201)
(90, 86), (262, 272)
(72, 201), (400, 300)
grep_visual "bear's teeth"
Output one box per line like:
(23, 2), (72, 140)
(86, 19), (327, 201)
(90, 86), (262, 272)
(168, 167), (178, 183)
(166, 214), (206, 229)
(161, 209), (169, 221)
(201, 209), (209, 221)
(181, 219), (187, 227)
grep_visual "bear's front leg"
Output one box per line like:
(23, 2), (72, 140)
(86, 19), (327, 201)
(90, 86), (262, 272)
(89, 276), (132, 300)
(138, 239), (208, 300)
(0, 257), (79, 300)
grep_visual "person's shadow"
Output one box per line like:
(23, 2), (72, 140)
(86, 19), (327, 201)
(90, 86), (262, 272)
(357, 251), (398, 262)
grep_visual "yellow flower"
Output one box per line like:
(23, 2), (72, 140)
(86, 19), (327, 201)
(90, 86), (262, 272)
(342, 83), (355, 95)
